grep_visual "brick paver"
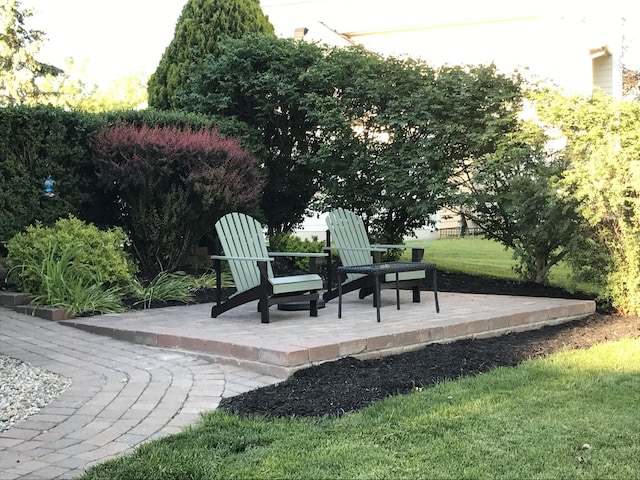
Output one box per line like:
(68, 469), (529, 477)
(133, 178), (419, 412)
(0, 291), (595, 479)
(0, 307), (281, 479)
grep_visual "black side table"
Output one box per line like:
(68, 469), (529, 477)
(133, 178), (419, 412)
(337, 262), (439, 322)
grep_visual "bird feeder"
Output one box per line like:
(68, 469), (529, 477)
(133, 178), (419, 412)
(43, 176), (56, 198)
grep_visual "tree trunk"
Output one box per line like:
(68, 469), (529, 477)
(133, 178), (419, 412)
(534, 254), (549, 284)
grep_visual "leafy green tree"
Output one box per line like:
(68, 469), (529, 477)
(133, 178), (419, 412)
(179, 34), (329, 239)
(77, 72), (148, 112)
(455, 119), (584, 284)
(37, 57), (95, 108)
(312, 54), (524, 244)
(147, 0), (274, 110)
(24, 55), (147, 112)
(0, 0), (62, 106)
(534, 89), (640, 314)
(181, 37), (525, 245)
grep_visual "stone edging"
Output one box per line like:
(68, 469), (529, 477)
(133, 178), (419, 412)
(0, 292), (73, 321)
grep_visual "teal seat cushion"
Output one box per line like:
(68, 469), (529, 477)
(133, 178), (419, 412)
(270, 274), (323, 295)
(384, 270), (425, 283)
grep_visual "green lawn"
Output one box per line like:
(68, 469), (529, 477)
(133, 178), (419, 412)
(405, 237), (597, 294)
(77, 236), (624, 480)
(79, 338), (640, 479)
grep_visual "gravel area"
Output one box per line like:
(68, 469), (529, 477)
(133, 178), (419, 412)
(0, 354), (72, 433)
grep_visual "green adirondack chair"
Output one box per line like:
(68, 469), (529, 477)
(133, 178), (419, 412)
(211, 212), (326, 323)
(324, 208), (429, 303)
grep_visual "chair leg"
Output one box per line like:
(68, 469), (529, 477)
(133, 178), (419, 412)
(212, 287), (261, 318)
(260, 296), (269, 323)
(433, 268), (440, 313)
(258, 261), (271, 323)
(310, 298), (318, 317)
(412, 286), (421, 303)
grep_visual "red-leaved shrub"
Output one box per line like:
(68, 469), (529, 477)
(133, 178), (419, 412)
(92, 124), (263, 276)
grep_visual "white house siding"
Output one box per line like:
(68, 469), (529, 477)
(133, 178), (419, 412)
(261, 1), (625, 96)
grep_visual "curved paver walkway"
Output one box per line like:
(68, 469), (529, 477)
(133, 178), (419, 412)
(0, 307), (281, 479)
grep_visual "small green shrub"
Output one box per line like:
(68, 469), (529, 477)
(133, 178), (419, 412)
(6, 216), (138, 294)
(272, 233), (325, 270)
(8, 243), (126, 316)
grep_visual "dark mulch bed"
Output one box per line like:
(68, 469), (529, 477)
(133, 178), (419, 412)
(217, 270), (639, 419)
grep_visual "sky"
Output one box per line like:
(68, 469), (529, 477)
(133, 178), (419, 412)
(22, 0), (640, 89)
(25, 0), (187, 88)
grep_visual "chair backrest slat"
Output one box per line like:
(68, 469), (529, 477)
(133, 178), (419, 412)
(215, 212), (274, 293)
(327, 208), (373, 268)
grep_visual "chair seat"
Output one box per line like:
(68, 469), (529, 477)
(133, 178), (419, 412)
(346, 270), (425, 284)
(270, 274), (323, 295)
(384, 270), (425, 283)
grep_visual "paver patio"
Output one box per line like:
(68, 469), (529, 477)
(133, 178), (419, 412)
(62, 290), (596, 378)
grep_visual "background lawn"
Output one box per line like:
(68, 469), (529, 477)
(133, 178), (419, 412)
(405, 237), (597, 295)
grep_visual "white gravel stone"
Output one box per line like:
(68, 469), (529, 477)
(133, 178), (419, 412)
(0, 354), (72, 432)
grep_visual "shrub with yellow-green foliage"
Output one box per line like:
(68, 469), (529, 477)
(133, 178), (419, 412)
(6, 216), (138, 295)
(534, 89), (640, 315)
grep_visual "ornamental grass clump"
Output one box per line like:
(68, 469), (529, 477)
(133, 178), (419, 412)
(185, 269), (234, 289)
(8, 242), (126, 317)
(129, 271), (195, 309)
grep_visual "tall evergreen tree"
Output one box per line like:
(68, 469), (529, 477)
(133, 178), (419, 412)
(148, 0), (274, 110)
(0, 0), (62, 106)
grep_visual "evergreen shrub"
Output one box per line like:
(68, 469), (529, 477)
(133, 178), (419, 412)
(0, 105), (108, 241)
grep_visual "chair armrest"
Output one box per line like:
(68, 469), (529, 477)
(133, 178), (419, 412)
(268, 251), (326, 274)
(268, 252), (328, 258)
(210, 255), (274, 262)
(326, 247), (387, 253)
(371, 244), (430, 250)
(370, 244), (427, 262)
